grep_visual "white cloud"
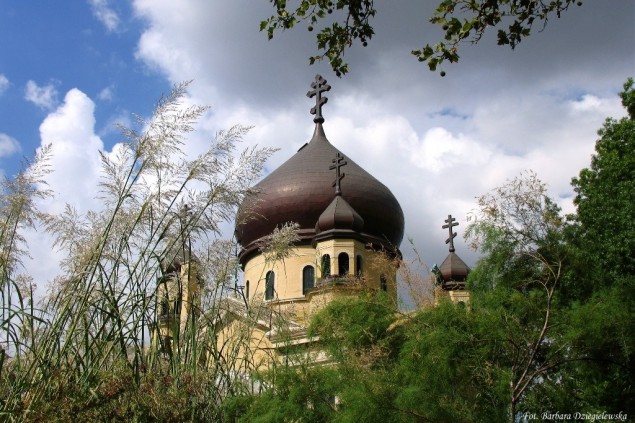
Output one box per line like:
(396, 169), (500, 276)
(0, 133), (20, 157)
(97, 85), (114, 102)
(128, 0), (632, 270)
(37, 88), (105, 214)
(0, 74), (9, 95)
(568, 94), (625, 119)
(25, 80), (59, 111)
(21, 88), (107, 296)
(88, 0), (121, 32)
(570, 94), (603, 112)
(408, 127), (492, 173)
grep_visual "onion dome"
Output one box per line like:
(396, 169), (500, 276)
(162, 244), (198, 275)
(316, 195), (365, 235)
(439, 252), (470, 283)
(436, 214), (470, 289)
(235, 123), (404, 259)
(235, 75), (404, 262)
(163, 258), (181, 275)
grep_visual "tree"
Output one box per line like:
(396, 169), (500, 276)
(261, 0), (582, 76)
(570, 77), (635, 292)
(230, 158), (633, 421)
(562, 78), (635, 414)
(462, 172), (569, 421)
(225, 290), (402, 422)
(230, 176), (569, 421)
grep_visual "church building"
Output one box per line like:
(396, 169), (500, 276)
(155, 75), (467, 370)
(214, 75), (405, 368)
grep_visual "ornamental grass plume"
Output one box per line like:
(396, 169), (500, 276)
(0, 82), (278, 421)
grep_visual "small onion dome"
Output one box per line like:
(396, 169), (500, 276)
(438, 252), (470, 286)
(163, 257), (182, 274)
(315, 195), (364, 235)
(235, 123), (404, 262)
(161, 247), (199, 275)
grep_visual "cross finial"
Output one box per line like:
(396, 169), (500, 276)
(307, 74), (331, 123)
(442, 214), (459, 253)
(329, 152), (347, 196)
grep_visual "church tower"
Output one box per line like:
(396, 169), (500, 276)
(234, 74), (405, 326)
(154, 246), (202, 354)
(432, 214), (470, 305)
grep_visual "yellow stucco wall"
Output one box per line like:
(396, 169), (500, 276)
(213, 316), (277, 372)
(434, 286), (470, 305)
(448, 290), (470, 304)
(155, 262), (200, 341)
(242, 238), (398, 325)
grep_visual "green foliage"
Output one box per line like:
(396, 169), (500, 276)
(2, 364), (224, 422)
(563, 78), (635, 413)
(465, 171), (565, 293)
(570, 77), (635, 292)
(225, 362), (342, 422)
(463, 173), (570, 420)
(395, 302), (510, 422)
(308, 291), (404, 422)
(233, 291), (541, 422)
(230, 80), (635, 422)
(262, 0), (581, 76)
(415, 0), (579, 74)
(309, 290), (396, 360)
(228, 291), (401, 422)
(560, 287), (634, 412)
(261, 0), (375, 77)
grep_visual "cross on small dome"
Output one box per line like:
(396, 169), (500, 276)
(442, 214), (458, 253)
(307, 74), (331, 123)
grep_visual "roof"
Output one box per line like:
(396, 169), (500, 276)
(235, 122), (404, 261)
(316, 195), (364, 233)
(438, 251), (471, 283)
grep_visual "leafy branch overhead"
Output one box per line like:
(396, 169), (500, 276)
(261, 0), (581, 76)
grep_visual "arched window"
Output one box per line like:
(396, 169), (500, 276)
(265, 271), (275, 300)
(356, 255), (363, 277)
(321, 255), (331, 278)
(160, 299), (169, 318)
(302, 265), (315, 295)
(380, 274), (388, 292)
(338, 252), (349, 276)
(245, 280), (250, 301)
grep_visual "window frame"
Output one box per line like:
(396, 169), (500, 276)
(265, 271), (275, 300)
(338, 252), (350, 276)
(356, 255), (363, 277)
(380, 274), (388, 292)
(321, 254), (331, 278)
(302, 265), (315, 295)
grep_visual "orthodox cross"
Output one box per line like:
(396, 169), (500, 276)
(329, 152), (347, 196)
(442, 214), (458, 253)
(307, 74), (331, 123)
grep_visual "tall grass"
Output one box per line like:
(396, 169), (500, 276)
(0, 82), (276, 421)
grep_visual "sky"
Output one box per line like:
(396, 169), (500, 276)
(0, 1), (634, 293)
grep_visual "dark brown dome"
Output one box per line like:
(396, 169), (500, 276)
(439, 252), (470, 283)
(316, 195), (364, 234)
(236, 123), (404, 258)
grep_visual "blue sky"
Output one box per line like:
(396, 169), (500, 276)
(0, 1), (167, 175)
(0, 1), (634, 290)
